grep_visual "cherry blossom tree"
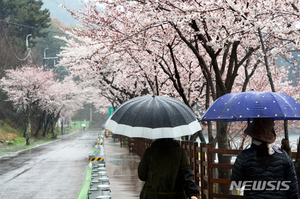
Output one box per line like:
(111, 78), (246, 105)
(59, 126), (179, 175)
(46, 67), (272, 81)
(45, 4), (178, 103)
(0, 65), (57, 145)
(56, 33), (152, 113)
(228, 66), (300, 148)
(57, 1), (300, 193)
(0, 65), (85, 143)
(60, 0), (300, 144)
(39, 76), (85, 138)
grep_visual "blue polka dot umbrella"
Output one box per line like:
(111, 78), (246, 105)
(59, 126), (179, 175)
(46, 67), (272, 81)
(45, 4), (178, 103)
(200, 90), (300, 122)
(105, 95), (202, 139)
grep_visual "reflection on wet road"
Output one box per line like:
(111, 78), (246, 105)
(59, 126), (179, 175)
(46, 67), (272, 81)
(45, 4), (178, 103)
(0, 130), (97, 199)
(105, 138), (144, 198)
(0, 130), (144, 199)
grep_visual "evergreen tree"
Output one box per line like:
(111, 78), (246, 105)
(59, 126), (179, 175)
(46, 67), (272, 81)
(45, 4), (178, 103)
(1, 0), (51, 50)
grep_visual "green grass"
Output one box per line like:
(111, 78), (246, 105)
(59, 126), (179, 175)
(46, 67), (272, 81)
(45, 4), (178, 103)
(8, 137), (24, 145)
(0, 120), (69, 157)
(0, 121), (22, 137)
(5, 125), (21, 135)
(0, 120), (23, 145)
(0, 137), (59, 157)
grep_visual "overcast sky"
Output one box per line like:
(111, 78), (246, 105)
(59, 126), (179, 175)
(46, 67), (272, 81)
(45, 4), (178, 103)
(41, 0), (84, 26)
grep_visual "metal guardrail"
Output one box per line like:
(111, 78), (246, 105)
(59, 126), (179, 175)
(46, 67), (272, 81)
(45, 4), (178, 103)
(77, 131), (111, 199)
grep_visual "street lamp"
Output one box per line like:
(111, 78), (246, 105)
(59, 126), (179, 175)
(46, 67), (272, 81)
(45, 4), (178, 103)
(26, 34), (32, 51)
(44, 47), (49, 58)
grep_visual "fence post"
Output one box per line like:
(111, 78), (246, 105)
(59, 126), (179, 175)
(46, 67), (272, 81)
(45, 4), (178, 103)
(138, 138), (142, 157)
(137, 138), (140, 156)
(119, 135), (123, 147)
(188, 141), (193, 169)
(200, 142), (205, 199)
(193, 142), (199, 186)
(207, 143), (213, 199)
(133, 138), (137, 154)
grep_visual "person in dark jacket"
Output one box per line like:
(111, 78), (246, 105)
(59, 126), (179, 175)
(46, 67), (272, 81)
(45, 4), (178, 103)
(231, 118), (299, 199)
(138, 138), (199, 199)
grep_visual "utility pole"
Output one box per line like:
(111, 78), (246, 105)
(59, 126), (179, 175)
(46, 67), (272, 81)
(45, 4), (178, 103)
(43, 47), (58, 70)
(90, 105), (93, 124)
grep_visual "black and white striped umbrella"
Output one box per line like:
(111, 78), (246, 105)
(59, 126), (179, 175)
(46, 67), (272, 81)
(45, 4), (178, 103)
(105, 95), (202, 139)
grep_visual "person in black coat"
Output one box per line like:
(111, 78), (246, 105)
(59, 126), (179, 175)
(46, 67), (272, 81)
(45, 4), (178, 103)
(138, 138), (199, 199)
(231, 118), (299, 199)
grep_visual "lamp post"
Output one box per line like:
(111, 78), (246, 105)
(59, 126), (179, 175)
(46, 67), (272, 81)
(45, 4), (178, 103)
(26, 34), (32, 51)
(43, 48), (48, 67)
(44, 47), (48, 58)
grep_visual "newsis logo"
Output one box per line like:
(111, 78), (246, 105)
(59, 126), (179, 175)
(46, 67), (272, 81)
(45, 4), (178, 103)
(230, 181), (291, 191)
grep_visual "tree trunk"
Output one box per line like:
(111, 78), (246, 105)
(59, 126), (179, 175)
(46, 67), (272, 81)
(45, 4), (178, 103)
(258, 28), (292, 156)
(295, 137), (300, 194)
(34, 110), (46, 138)
(190, 130), (205, 142)
(43, 114), (50, 137)
(51, 110), (61, 138)
(206, 83), (214, 145)
(51, 113), (57, 139)
(61, 119), (64, 135)
(282, 120), (292, 157)
(258, 28), (276, 92)
(217, 122), (230, 194)
(25, 108), (31, 145)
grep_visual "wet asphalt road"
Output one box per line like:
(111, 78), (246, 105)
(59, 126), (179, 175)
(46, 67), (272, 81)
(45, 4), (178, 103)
(0, 130), (143, 199)
(0, 130), (99, 199)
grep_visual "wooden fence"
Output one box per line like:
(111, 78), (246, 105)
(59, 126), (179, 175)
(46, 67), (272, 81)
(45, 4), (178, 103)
(200, 143), (243, 199)
(118, 136), (297, 199)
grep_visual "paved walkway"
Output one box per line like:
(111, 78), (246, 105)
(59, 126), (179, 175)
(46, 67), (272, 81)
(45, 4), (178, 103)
(104, 137), (144, 198)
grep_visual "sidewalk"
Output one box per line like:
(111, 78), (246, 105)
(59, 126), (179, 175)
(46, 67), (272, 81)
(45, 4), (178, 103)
(104, 137), (144, 198)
